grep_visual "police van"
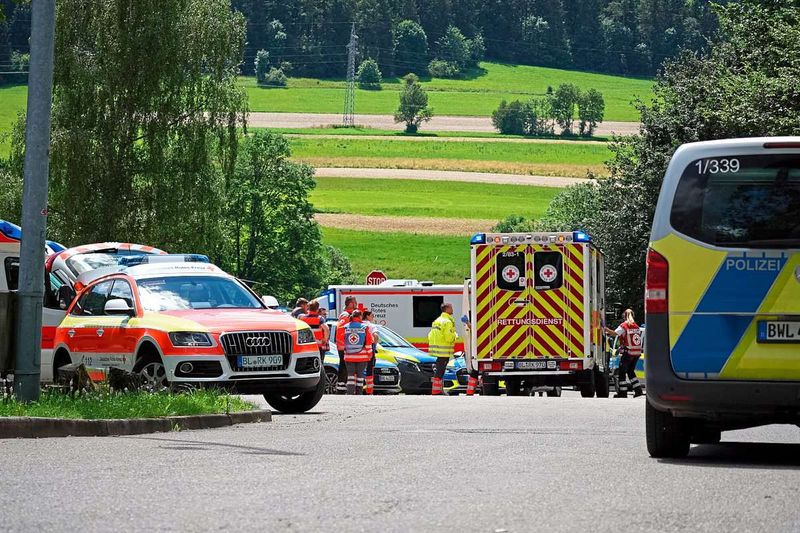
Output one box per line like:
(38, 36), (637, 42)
(646, 138), (800, 458)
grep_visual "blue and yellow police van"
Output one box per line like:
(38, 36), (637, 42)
(645, 138), (800, 458)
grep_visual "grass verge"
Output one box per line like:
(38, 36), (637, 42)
(0, 84), (25, 157)
(263, 127), (612, 142)
(0, 389), (256, 420)
(322, 227), (469, 283)
(312, 177), (559, 220)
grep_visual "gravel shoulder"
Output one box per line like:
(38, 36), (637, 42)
(314, 167), (589, 188)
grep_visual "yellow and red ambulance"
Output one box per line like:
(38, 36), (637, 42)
(465, 231), (610, 396)
(646, 138), (800, 457)
(53, 261), (325, 413)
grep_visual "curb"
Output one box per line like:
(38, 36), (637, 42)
(0, 409), (272, 439)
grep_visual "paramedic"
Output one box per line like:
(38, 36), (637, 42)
(343, 310), (374, 395)
(299, 301), (330, 358)
(605, 308), (644, 398)
(362, 310), (379, 395)
(428, 303), (457, 395)
(291, 298), (308, 318)
(335, 296), (358, 393)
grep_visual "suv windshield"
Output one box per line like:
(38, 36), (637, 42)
(671, 154), (800, 248)
(376, 326), (413, 348)
(137, 275), (263, 311)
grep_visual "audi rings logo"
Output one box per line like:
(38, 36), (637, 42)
(245, 336), (272, 348)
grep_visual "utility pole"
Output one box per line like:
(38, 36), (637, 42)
(342, 22), (357, 127)
(15, 0), (57, 402)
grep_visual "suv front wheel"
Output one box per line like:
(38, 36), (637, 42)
(263, 373), (325, 414)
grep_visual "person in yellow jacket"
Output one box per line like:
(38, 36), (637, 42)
(428, 302), (457, 395)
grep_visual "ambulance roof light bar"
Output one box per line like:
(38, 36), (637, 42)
(573, 231), (592, 243)
(118, 254), (209, 267)
(470, 233), (486, 245)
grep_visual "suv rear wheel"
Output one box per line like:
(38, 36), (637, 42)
(263, 373), (325, 414)
(646, 400), (690, 458)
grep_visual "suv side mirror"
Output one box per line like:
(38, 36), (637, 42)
(105, 298), (135, 316)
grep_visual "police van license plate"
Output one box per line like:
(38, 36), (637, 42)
(757, 321), (800, 343)
(237, 355), (283, 368)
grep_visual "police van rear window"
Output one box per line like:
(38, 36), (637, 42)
(671, 154), (800, 248)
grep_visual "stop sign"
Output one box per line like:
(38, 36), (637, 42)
(365, 270), (387, 285)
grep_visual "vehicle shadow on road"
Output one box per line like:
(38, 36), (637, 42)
(660, 442), (800, 470)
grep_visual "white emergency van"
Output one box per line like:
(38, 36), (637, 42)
(321, 281), (465, 352)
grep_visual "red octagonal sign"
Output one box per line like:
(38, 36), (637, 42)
(366, 270), (387, 286)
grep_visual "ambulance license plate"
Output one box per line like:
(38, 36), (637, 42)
(757, 321), (800, 343)
(237, 355), (284, 368)
(517, 360), (547, 370)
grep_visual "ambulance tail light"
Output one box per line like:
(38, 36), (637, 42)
(479, 361), (502, 372)
(645, 248), (669, 314)
(559, 360), (583, 371)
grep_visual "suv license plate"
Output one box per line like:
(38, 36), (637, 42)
(757, 321), (800, 343)
(377, 375), (396, 382)
(237, 355), (283, 368)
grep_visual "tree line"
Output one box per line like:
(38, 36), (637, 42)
(0, 0), (727, 85)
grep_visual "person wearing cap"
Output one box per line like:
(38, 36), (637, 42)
(428, 302), (457, 395)
(291, 298), (308, 319)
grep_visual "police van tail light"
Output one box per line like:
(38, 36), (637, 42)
(645, 248), (668, 314)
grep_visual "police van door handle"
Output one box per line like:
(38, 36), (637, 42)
(96, 328), (104, 337)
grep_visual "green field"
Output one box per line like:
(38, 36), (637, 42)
(243, 62), (652, 121)
(0, 84), (25, 156)
(292, 136), (610, 176)
(322, 227), (468, 283)
(263, 127), (611, 141)
(312, 177), (559, 220)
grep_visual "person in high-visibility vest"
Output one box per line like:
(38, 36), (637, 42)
(428, 302), (457, 395)
(362, 309), (379, 395)
(343, 310), (374, 395)
(299, 301), (330, 359)
(605, 308), (644, 398)
(335, 296), (358, 394)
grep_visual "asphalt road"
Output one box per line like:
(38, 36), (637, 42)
(2, 394), (799, 532)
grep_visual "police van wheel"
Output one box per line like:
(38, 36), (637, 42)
(263, 373), (325, 414)
(646, 400), (690, 458)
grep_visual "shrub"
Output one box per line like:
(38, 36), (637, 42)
(255, 49), (270, 85)
(551, 83), (581, 135)
(491, 100), (529, 135)
(263, 67), (287, 87)
(428, 59), (460, 78)
(393, 20), (429, 75)
(357, 58), (382, 89)
(434, 25), (471, 69)
(578, 88), (605, 136)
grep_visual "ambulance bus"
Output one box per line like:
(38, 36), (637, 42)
(464, 231), (610, 397)
(321, 281), (465, 352)
(646, 138), (800, 458)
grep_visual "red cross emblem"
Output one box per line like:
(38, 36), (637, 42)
(539, 265), (558, 283)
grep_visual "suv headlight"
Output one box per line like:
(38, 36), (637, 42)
(397, 359), (420, 372)
(297, 328), (316, 345)
(169, 332), (213, 347)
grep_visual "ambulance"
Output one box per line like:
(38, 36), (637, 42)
(321, 281), (465, 352)
(464, 231), (610, 397)
(646, 138), (800, 458)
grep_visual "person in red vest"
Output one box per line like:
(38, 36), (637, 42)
(299, 301), (330, 359)
(335, 296), (358, 393)
(605, 308), (644, 398)
(362, 310), (379, 394)
(343, 310), (374, 395)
